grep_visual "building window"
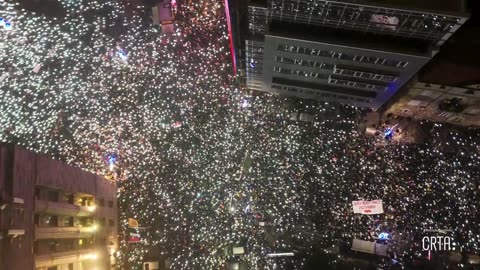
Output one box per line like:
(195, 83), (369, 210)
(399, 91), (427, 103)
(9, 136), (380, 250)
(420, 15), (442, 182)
(319, 50), (334, 58)
(35, 187), (41, 199)
(99, 218), (106, 227)
(39, 214), (58, 227)
(398, 61), (409, 68)
(277, 43), (405, 69)
(68, 263), (74, 270)
(356, 83), (368, 89)
(383, 59), (400, 67)
(79, 217), (93, 227)
(277, 44), (288, 51)
(64, 217), (74, 227)
(383, 75), (397, 82)
(294, 59), (303, 65)
(353, 55), (363, 62)
(108, 201), (114, 208)
(354, 72), (363, 77)
(362, 56), (378, 64)
(279, 68), (292, 75)
(66, 194), (74, 204)
(283, 57), (294, 65)
(109, 219), (115, 227)
(340, 54), (355, 61)
(48, 190), (59, 202)
(273, 66), (281, 72)
(99, 198), (105, 207)
(323, 63), (335, 70)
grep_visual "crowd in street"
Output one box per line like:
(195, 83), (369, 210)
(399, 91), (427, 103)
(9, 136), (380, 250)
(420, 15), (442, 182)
(1, 0), (479, 269)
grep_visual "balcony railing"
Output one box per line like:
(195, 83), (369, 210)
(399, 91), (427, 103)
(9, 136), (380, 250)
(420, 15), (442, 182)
(35, 199), (95, 217)
(35, 226), (96, 240)
(35, 249), (97, 268)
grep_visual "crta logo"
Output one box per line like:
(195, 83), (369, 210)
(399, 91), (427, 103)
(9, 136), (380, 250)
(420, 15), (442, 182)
(422, 236), (454, 251)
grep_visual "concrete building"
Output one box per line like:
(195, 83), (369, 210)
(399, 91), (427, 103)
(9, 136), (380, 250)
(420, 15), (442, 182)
(0, 144), (118, 270)
(245, 0), (469, 109)
(385, 15), (480, 127)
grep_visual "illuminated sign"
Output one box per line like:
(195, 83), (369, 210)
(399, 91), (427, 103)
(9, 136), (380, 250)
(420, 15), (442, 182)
(378, 232), (390, 240)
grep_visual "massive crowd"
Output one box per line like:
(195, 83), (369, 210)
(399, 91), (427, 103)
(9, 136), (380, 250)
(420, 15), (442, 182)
(1, 0), (479, 269)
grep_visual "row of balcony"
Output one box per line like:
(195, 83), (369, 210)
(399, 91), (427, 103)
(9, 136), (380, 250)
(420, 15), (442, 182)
(35, 226), (97, 240)
(35, 249), (97, 268)
(35, 199), (96, 217)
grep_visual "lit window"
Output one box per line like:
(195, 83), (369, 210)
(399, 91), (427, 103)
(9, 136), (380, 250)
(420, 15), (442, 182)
(353, 55), (363, 62)
(319, 50), (334, 58)
(398, 61), (409, 68)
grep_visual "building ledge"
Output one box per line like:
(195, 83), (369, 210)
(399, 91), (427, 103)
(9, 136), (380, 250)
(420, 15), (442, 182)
(35, 199), (94, 217)
(35, 249), (97, 268)
(267, 21), (432, 57)
(35, 226), (95, 240)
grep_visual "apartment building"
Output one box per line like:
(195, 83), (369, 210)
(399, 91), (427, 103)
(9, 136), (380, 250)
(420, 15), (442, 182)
(0, 144), (118, 270)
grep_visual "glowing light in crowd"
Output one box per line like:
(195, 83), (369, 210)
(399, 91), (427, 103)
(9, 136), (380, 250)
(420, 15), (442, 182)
(0, 17), (12, 30)
(1, 0), (479, 269)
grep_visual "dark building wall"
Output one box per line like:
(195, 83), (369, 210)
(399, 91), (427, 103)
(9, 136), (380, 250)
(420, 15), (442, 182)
(0, 144), (118, 270)
(0, 146), (36, 270)
(35, 154), (97, 194)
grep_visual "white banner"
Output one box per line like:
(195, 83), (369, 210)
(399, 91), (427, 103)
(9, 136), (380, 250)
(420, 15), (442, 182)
(371, 15), (399, 30)
(352, 200), (384, 214)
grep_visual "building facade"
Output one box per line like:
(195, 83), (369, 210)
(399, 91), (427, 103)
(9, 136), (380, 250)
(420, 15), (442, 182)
(0, 144), (118, 270)
(245, 0), (468, 109)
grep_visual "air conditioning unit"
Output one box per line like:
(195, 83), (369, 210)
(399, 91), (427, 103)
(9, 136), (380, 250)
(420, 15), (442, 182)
(143, 261), (159, 270)
(8, 229), (25, 237)
(13, 197), (24, 204)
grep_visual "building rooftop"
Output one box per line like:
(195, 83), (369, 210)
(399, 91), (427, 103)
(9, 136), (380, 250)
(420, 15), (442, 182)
(267, 21), (432, 57)
(341, 0), (467, 15)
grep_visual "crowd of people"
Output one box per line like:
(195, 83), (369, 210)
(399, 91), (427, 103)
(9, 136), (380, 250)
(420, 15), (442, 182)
(1, 0), (479, 269)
